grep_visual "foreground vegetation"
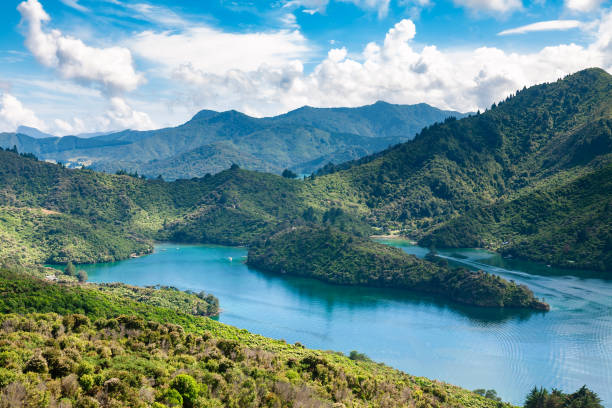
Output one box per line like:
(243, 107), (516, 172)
(524, 386), (602, 408)
(0, 268), (516, 408)
(248, 226), (549, 310)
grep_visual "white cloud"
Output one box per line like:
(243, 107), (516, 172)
(566, 0), (604, 12)
(452, 0), (523, 14)
(0, 90), (154, 135)
(58, 0), (88, 12)
(125, 3), (188, 27)
(100, 97), (155, 131)
(284, 0), (391, 18)
(0, 92), (46, 132)
(130, 27), (311, 76)
(498, 20), (583, 35)
(44, 97), (155, 134)
(170, 16), (612, 117)
(17, 0), (144, 94)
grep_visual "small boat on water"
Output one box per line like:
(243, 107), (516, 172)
(228, 257), (233, 262)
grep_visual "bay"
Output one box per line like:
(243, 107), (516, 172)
(82, 242), (612, 406)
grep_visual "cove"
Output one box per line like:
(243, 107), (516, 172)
(81, 242), (612, 406)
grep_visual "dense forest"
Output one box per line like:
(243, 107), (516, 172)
(314, 68), (612, 272)
(420, 164), (612, 271)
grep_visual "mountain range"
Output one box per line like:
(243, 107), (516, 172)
(0, 102), (465, 180)
(0, 68), (609, 273)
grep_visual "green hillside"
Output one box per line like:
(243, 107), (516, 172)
(0, 268), (515, 408)
(315, 68), (612, 272)
(0, 148), (368, 263)
(420, 164), (612, 271)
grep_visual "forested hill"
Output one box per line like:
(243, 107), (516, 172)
(314, 68), (612, 272)
(0, 101), (464, 179)
(248, 226), (549, 310)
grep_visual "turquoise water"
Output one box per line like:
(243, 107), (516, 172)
(83, 242), (612, 406)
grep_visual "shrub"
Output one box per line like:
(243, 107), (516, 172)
(161, 388), (183, 407)
(104, 378), (123, 395)
(0, 382), (27, 408)
(348, 351), (371, 362)
(24, 353), (48, 373)
(65, 262), (77, 277)
(77, 270), (88, 283)
(62, 374), (79, 398)
(170, 374), (199, 408)
(74, 396), (100, 408)
(79, 374), (95, 392)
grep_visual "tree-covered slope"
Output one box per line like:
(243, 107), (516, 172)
(272, 101), (466, 140)
(314, 68), (612, 271)
(420, 164), (612, 272)
(0, 102), (463, 179)
(321, 69), (612, 221)
(0, 269), (515, 408)
(247, 226), (548, 310)
(0, 148), (367, 263)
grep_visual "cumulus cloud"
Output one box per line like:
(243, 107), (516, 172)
(452, 0), (523, 14)
(130, 27), (311, 76)
(566, 0), (604, 12)
(46, 97), (155, 134)
(17, 0), (144, 94)
(0, 91), (153, 135)
(0, 92), (46, 132)
(169, 16), (612, 116)
(101, 97), (155, 131)
(498, 20), (583, 35)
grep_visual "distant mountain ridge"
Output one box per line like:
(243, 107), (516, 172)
(1, 102), (466, 179)
(16, 125), (116, 139)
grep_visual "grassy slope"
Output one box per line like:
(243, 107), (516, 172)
(0, 269), (513, 408)
(247, 226), (548, 310)
(0, 151), (344, 262)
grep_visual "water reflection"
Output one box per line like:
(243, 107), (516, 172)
(253, 267), (544, 324)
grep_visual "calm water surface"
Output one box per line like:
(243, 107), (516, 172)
(83, 242), (612, 406)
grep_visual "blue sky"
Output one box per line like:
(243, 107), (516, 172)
(0, 0), (610, 134)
